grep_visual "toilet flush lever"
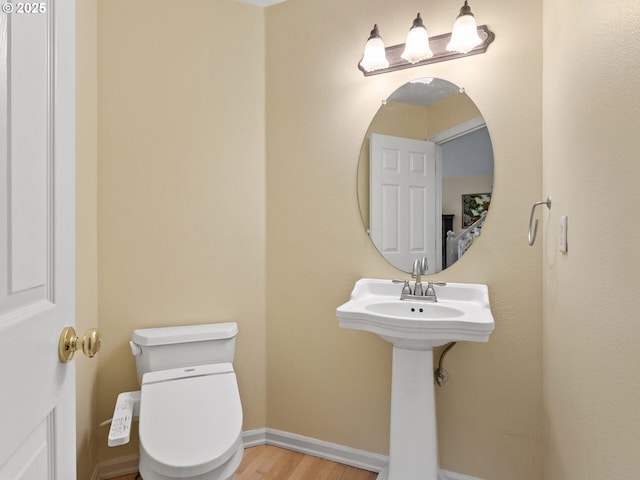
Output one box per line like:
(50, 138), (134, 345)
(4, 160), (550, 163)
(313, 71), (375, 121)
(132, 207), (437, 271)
(130, 341), (142, 356)
(108, 391), (141, 447)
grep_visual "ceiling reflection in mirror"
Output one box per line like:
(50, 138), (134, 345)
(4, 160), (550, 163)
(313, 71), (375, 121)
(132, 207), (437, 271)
(357, 78), (494, 274)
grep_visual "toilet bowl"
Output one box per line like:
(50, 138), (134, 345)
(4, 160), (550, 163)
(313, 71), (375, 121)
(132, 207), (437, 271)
(130, 323), (244, 480)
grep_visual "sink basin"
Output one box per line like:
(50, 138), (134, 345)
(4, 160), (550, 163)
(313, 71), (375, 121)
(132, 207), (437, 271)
(365, 301), (464, 319)
(337, 278), (494, 349)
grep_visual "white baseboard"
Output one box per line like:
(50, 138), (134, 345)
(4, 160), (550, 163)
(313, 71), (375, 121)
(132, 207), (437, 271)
(95, 428), (482, 480)
(378, 466), (481, 480)
(244, 428), (388, 472)
(95, 454), (139, 479)
(88, 464), (100, 480)
(243, 428), (482, 480)
(241, 428), (268, 448)
(441, 469), (483, 480)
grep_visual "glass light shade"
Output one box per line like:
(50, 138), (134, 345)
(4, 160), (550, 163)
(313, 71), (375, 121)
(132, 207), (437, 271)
(401, 14), (433, 64)
(446, 2), (482, 54)
(359, 25), (389, 72)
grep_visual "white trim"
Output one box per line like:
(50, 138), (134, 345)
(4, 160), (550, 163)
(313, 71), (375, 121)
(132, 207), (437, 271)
(245, 428), (388, 472)
(234, 0), (287, 6)
(96, 454), (139, 479)
(441, 469), (483, 480)
(242, 428), (267, 447)
(89, 464), (100, 480)
(378, 465), (482, 480)
(95, 429), (482, 480)
(428, 116), (486, 144)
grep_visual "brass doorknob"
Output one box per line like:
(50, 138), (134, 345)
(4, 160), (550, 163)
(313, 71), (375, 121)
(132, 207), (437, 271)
(58, 327), (102, 363)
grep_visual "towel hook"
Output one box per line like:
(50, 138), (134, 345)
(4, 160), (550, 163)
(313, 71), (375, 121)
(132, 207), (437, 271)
(528, 196), (551, 246)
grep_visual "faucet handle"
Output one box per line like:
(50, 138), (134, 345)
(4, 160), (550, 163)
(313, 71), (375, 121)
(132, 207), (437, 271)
(392, 279), (412, 296)
(424, 281), (446, 300)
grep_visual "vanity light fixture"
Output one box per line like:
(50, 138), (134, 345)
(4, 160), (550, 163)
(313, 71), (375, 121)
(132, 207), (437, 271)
(357, 3), (494, 76)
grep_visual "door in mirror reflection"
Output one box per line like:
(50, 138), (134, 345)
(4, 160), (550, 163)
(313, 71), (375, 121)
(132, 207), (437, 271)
(369, 134), (440, 273)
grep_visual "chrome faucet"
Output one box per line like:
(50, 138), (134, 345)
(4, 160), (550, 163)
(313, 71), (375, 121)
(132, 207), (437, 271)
(412, 257), (428, 294)
(393, 257), (447, 302)
(412, 258), (425, 295)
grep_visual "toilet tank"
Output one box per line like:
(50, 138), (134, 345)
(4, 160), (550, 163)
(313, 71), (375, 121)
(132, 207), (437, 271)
(130, 322), (238, 381)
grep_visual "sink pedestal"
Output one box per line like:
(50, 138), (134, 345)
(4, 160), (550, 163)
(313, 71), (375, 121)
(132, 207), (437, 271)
(377, 346), (443, 480)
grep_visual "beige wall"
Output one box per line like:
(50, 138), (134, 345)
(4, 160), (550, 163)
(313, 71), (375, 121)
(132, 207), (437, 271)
(75, 1), (640, 478)
(77, 0), (640, 480)
(542, 0), (640, 478)
(96, 0), (267, 465)
(426, 93), (481, 138)
(266, 1), (542, 479)
(76, 0), (99, 478)
(90, 0), (543, 478)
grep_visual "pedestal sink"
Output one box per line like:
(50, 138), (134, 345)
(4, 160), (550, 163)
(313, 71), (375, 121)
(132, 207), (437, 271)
(336, 278), (494, 480)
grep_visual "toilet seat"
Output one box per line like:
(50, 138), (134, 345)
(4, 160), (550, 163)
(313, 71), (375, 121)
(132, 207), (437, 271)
(139, 363), (243, 479)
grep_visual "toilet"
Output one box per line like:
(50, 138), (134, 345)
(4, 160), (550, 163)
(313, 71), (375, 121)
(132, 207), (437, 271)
(130, 322), (244, 480)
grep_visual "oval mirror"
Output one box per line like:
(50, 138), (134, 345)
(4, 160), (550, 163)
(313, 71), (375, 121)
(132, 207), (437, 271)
(357, 77), (494, 274)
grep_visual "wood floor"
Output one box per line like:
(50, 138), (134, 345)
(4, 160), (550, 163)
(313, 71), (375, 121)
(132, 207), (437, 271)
(110, 445), (378, 480)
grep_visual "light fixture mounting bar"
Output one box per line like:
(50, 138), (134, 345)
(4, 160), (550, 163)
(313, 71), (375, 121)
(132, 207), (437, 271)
(359, 25), (495, 76)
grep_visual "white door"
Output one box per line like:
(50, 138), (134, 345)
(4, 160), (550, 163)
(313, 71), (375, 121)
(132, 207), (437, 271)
(0, 1), (76, 478)
(369, 133), (441, 273)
